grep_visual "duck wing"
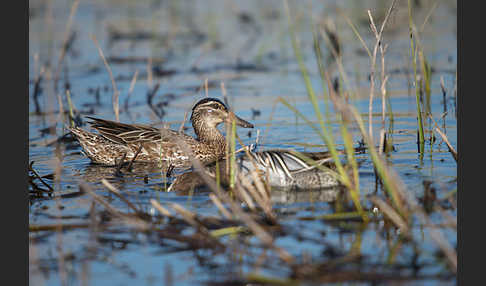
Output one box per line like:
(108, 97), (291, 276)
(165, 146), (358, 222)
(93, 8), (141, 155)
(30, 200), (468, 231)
(86, 117), (186, 145)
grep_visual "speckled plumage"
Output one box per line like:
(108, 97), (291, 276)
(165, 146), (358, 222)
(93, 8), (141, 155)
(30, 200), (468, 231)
(69, 98), (254, 168)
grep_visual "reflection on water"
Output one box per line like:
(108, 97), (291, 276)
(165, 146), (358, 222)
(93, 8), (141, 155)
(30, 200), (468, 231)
(270, 187), (342, 204)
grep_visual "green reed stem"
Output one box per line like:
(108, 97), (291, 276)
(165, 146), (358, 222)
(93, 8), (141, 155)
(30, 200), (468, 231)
(215, 159), (221, 194)
(229, 118), (236, 189)
(420, 50), (432, 114)
(210, 226), (246, 238)
(65, 90), (75, 128)
(408, 0), (425, 154)
(246, 274), (299, 286)
(300, 211), (371, 221)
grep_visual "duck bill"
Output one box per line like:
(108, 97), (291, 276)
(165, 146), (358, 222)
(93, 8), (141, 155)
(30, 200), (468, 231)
(228, 113), (254, 128)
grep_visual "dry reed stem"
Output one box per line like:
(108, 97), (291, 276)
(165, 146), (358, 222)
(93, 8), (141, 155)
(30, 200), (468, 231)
(53, 0), (80, 92)
(239, 170), (273, 218)
(80, 183), (124, 217)
(208, 193), (232, 220)
(379, 50), (389, 154)
(29, 223), (90, 232)
(147, 58), (153, 89)
(56, 91), (64, 125)
(124, 69), (139, 112)
(29, 162), (54, 193)
(234, 179), (257, 211)
(369, 195), (410, 236)
(420, 0), (441, 33)
(80, 183), (149, 230)
(169, 203), (203, 230)
(101, 179), (139, 213)
(339, 9), (371, 59)
(380, 75), (389, 127)
(91, 35), (120, 122)
(178, 110), (190, 133)
(150, 199), (173, 217)
(219, 190), (294, 264)
(246, 170), (272, 214)
(428, 114), (457, 162)
(221, 84), (231, 177)
(367, 0), (397, 139)
(128, 69), (138, 94)
(205, 78), (209, 97)
(255, 129), (260, 147)
(378, 129), (386, 155)
(440, 76), (447, 109)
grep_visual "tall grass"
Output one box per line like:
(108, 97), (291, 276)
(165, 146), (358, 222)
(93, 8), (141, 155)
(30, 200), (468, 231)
(283, 0), (408, 217)
(280, 0), (456, 272)
(408, 0), (425, 154)
(283, 0), (365, 220)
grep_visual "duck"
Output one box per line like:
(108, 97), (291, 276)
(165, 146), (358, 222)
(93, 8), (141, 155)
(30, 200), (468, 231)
(168, 149), (344, 192)
(69, 98), (254, 168)
(237, 150), (341, 190)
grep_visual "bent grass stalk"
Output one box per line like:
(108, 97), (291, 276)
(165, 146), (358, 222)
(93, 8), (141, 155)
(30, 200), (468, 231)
(340, 101), (407, 217)
(277, 97), (365, 217)
(313, 22), (361, 199)
(312, 23), (331, 123)
(91, 35), (120, 122)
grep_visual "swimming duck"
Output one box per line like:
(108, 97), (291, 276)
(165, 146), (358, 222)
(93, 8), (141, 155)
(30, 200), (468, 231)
(69, 98), (254, 168)
(168, 149), (343, 192)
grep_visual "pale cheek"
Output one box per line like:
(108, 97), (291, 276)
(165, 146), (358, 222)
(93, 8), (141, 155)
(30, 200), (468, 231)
(207, 117), (223, 126)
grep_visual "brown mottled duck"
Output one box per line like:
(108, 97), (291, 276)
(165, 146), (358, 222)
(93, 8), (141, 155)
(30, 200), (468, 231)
(69, 98), (254, 168)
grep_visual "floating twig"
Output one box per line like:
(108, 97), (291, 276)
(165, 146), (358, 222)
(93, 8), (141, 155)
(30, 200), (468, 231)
(29, 161), (54, 193)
